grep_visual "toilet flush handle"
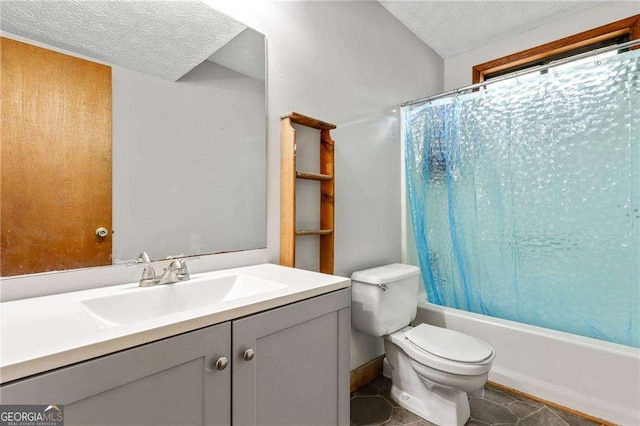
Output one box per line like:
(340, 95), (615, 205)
(377, 284), (388, 291)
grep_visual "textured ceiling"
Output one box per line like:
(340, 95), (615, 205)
(0, 1), (247, 81)
(379, 1), (602, 58)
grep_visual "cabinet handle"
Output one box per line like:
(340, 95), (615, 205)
(243, 348), (255, 361)
(215, 356), (229, 370)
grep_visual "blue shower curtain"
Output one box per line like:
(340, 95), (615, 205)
(404, 49), (640, 348)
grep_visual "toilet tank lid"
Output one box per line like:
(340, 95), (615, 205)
(351, 263), (420, 285)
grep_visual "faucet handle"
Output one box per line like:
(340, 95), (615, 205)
(115, 252), (152, 267)
(176, 259), (191, 280)
(178, 256), (201, 279)
(165, 254), (185, 260)
(157, 260), (182, 285)
(166, 255), (200, 269)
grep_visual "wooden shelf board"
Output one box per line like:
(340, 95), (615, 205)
(296, 171), (333, 181)
(295, 230), (333, 236)
(281, 111), (337, 130)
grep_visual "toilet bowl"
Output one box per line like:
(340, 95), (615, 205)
(351, 264), (495, 426)
(385, 325), (494, 425)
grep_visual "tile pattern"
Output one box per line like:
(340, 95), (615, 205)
(351, 376), (603, 426)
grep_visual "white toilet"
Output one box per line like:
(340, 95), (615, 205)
(351, 264), (495, 426)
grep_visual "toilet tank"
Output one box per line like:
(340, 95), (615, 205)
(351, 264), (420, 337)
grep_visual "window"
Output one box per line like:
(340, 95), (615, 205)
(472, 14), (640, 84)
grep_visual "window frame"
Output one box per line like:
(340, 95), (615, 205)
(472, 14), (640, 84)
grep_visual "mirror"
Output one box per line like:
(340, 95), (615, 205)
(0, 1), (267, 277)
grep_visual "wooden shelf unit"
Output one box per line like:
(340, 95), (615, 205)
(280, 112), (336, 274)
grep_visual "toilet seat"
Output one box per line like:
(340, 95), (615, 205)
(386, 326), (494, 376)
(406, 324), (493, 363)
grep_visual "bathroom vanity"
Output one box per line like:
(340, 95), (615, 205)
(0, 264), (351, 425)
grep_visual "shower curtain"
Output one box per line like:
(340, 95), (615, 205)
(403, 48), (640, 348)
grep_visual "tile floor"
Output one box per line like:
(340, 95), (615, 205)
(350, 376), (603, 426)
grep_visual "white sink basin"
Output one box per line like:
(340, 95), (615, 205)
(81, 274), (287, 327)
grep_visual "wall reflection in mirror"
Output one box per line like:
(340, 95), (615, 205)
(0, 1), (267, 277)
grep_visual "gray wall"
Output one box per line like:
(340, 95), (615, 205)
(212, 0), (444, 369)
(112, 61), (266, 261)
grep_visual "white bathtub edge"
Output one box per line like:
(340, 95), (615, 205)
(489, 366), (637, 424)
(415, 301), (640, 425)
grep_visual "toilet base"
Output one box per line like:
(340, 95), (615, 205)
(384, 335), (489, 426)
(390, 382), (470, 426)
(382, 357), (392, 379)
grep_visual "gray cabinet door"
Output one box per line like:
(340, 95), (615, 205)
(232, 289), (351, 426)
(0, 322), (231, 426)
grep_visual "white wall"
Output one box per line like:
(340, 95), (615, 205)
(334, 108), (405, 369)
(205, 0), (443, 369)
(444, 1), (640, 90)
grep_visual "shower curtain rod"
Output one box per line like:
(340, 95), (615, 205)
(402, 38), (640, 108)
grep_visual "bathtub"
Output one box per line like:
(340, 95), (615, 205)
(414, 301), (640, 425)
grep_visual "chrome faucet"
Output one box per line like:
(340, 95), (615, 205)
(117, 252), (191, 287)
(157, 259), (190, 285)
(137, 252), (158, 287)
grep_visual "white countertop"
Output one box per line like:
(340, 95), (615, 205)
(0, 264), (350, 384)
